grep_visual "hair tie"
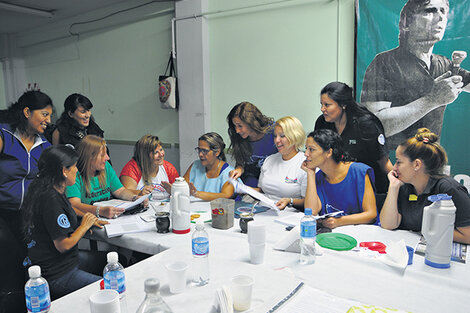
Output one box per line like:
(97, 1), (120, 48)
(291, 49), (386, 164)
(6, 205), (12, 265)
(422, 137), (429, 144)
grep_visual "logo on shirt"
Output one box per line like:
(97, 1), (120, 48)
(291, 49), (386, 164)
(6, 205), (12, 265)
(378, 134), (385, 145)
(284, 176), (298, 184)
(57, 214), (70, 228)
(349, 139), (357, 145)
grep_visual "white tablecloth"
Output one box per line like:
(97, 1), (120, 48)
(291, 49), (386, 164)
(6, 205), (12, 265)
(53, 203), (470, 313)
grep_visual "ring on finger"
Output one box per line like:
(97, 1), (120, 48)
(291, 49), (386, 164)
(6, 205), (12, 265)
(114, 214), (118, 219)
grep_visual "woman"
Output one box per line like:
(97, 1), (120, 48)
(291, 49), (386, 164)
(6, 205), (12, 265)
(303, 129), (377, 229)
(22, 145), (103, 299)
(67, 135), (147, 219)
(314, 82), (393, 193)
(380, 128), (470, 244)
(227, 102), (277, 187)
(50, 93), (104, 148)
(183, 132), (236, 201)
(120, 134), (179, 199)
(257, 116), (307, 210)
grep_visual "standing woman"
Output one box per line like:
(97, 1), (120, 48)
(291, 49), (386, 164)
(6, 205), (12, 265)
(183, 132), (236, 201)
(257, 116), (307, 210)
(22, 145), (102, 299)
(380, 128), (470, 244)
(314, 82), (393, 193)
(303, 129), (377, 229)
(120, 134), (179, 199)
(227, 102), (277, 187)
(51, 93), (104, 148)
(67, 135), (147, 219)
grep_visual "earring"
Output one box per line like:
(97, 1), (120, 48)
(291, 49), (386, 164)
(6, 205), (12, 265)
(414, 168), (418, 171)
(64, 174), (68, 178)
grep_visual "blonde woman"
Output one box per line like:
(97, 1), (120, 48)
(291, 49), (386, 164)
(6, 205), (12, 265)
(67, 135), (148, 219)
(120, 135), (178, 198)
(257, 116), (307, 210)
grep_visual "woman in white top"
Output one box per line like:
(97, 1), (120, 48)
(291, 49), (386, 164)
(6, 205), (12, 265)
(258, 116), (307, 210)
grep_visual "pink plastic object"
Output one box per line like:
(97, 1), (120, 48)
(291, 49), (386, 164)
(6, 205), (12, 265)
(359, 241), (387, 254)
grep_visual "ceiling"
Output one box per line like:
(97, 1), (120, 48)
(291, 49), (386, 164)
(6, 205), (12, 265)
(0, 0), (175, 34)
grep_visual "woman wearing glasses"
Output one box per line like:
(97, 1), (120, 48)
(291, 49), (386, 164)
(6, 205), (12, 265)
(120, 134), (178, 199)
(183, 132), (236, 201)
(303, 129), (377, 229)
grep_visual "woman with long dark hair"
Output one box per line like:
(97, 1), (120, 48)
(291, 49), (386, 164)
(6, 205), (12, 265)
(303, 129), (377, 228)
(227, 102), (277, 187)
(22, 145), (103, 299)
(314, 82), (393, 193)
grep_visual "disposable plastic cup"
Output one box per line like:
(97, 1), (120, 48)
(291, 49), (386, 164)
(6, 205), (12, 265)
(406, 246), (414, 265)
(249, 243), (265, 264)
(89, 289), (120, 313)
(247, 222), (266, 244)
(231, 275), (254, 311)
(166, 261), (188, 294)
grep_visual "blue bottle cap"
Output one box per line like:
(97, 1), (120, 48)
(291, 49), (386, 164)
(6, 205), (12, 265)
(428, 194), (452, 202)
(304, 208), (312, 216)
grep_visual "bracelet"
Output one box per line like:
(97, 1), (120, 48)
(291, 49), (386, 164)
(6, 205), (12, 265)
(95, 206), (100, 217)
(132, 195), (138, 202)
(290, 198), (294, 207)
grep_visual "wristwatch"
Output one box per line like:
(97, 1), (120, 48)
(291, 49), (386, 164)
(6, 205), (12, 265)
(290, 198), (294, 207)
(95, 206), (100, 217)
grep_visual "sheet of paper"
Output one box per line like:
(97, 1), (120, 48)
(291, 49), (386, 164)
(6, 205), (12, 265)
(94, 195), (148, 211)
(228, 178), (279, 214)
(103, 215), (154, 238)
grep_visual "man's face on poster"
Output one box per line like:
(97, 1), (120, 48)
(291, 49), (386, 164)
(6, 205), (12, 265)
(407, 0), (449, 44)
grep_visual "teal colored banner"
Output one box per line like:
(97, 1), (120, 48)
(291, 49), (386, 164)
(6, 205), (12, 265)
(356, 0), (470, 182)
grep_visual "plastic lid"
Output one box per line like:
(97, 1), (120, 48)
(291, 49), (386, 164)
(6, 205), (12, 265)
(428, 194), (452, 202)
(304, 208), (312, 216)
(144, 278), (160, 293)
(175, 177), (185, 182)
(195, 219), (204, 230)
(28, 265), (41, 278)
(107, 251), (118, 263)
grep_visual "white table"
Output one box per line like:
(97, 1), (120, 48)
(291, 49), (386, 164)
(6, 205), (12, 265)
(54, 203), (470, 313)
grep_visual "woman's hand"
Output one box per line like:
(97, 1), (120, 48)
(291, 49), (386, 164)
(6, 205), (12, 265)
(139, 185), (153, 196)
(229, 167), (244, 180)
(93, 219), (109, 228)
(276, 198), (290, 210)
(387, 170), (404, 190)
(99, 206), (125, 219)
(301, 161), (316, 175)
(188, 182), (199, 197)
(321, 217), (342, 229)
(161, 181), (172, 194)
(81, 213), (98, 230)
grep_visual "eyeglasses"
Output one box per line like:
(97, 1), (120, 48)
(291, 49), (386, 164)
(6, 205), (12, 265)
(195, 147), (211, 155)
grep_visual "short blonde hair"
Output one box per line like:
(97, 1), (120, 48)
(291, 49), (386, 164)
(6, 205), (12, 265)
(275, 116), (306, 150)
(76, 135), (107, 196)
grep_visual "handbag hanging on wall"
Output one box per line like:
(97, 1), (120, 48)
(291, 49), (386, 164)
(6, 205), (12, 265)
(158, 55), (178, 109)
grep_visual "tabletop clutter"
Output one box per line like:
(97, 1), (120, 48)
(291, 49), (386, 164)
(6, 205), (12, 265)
(36, 178), (461, 313)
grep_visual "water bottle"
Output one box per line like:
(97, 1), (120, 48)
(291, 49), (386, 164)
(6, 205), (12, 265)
(422, 194), (456, 268)
(300, 208), (316, 265)
(192, 220), (209, 285)
(103, 252), (126, 298)
(135, 278), (173, 313)
(25, 265), (51, 313)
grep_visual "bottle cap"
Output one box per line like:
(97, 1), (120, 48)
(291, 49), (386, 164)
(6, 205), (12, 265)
(428, 194), (452, 202)
(304, 208), (312, 216)
(175, 177), (185, 182)
(195, 219), (204, 230)
(144, 278), (160, 293)
(107, 251), (118, 263)
(28, 265), (41, 278)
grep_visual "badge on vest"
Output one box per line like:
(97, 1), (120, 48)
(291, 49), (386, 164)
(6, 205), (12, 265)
(409, 194), (418, 201)
(378, 134), (385, 145)
(57, 214), (70, 228)
(349, 139), (356, 145)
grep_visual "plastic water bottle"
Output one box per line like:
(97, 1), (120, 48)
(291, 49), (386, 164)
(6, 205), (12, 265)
(135, 278), (173, 313)
(300, 208), (316, 265)
(192, 220), (209, 285)
(103, 252), (126, 298)
(422, 194), (456, 268)
(25, 265), (51, 313)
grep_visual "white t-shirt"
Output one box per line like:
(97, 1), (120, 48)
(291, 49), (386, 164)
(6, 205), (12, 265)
(136, 165), (169, 193)
(258, 151), (307, 200)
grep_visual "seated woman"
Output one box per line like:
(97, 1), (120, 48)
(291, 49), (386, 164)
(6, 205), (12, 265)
(380, 128), (470, 244)
(183, 132), (236, 201)
(22, 145), (103, 299)
(256, 116), (307, 210)
(67, 135), (148, 219)
(120, 134), (178, 199)
(51, 93), (104, 148)
(303, 129), (377, 229)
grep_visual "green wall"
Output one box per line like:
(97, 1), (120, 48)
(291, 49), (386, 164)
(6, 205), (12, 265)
(209, 0), (355, 143)
(21, 12), (178, 143)
(0, 63), (5, 109)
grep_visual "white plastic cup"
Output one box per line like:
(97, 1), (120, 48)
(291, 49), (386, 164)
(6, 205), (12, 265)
(231, 275), (254, 311)
(89, 289), (120, 313)
(249, 243), (265, 264)
(166, 261), (188, 294)
(247, 222), (266, 245)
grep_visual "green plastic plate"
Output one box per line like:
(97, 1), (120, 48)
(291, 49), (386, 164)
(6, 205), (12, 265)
(316, 233), (357, 251)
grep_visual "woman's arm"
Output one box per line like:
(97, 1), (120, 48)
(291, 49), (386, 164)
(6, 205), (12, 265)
(183, 163), (193, 183)
(302, 163), (322, 215)
(51, 129), (60, 145)
(379, 170), (403, 230)
(190, 181), (235, 201)
(322, 173), (377, 229)
(119, 176), (152, 196)
(229, 166), (244, 180)
(53, 213), (97, 253)
(276, 198), (305, 210)
(68, 197), (124, 219)
(454, 226), (470, 244)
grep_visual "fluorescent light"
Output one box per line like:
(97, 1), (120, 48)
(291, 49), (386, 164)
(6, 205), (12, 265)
(0, 2), (54, 18)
